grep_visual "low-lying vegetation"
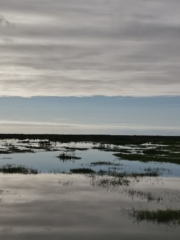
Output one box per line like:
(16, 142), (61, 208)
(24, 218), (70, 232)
(70, 168), (95, 174)
(63, 147), (88, 151)
(124, 188), (163, 203)
(144, 167), (171, 175)
(114, 152), (180, 164)
(92, 144), (131, 153)
(0, 164), (38, 174)
(97, 170), (159, 178)
(58, 180), (73, 186)
(9, 146), (34, 153)
(90, 174), (130, 189)
(125, 208), (180, 226)
(57, 153), (81, 160)
(0, 134), (180, 147)
(0, 146), (34, 154)
(88, 170), (160, 191)
(90, 161), (121, 166)
(0, 150), (11, 154)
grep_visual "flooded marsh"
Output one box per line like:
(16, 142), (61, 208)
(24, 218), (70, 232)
(0, 137), (180, 176)
(0, 135), (180, 239)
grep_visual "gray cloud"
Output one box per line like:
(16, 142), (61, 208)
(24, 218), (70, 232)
(0, 13), (15, 43)
(0, 0), (180, 97)
(0, 14), (13, 27)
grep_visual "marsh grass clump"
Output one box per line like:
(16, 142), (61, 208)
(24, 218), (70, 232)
(130, 172), (159, 177)
(125, 188), (163, 203)
(2, 140), (59, 153)
(70, 168), (95, 174)
(0, 150), (11, 154)
(92, 143), (112, 151)
(63, 147), (88, 151)
(126, 208), (180, 226)
(58, 180), (73, 186)
(114, 145), (180, 165)
(0, 164), (38, 174)
(144, 167), (171, 175)
(90, 170), (130, 189)
(115, 152), (162, 163)
(0, 145), (34, 154)
(57, 152), (81, 160)
(92, 143), (131, 153)
(97, 170), (159, 178)
(90, 161), (121, 166)
(9, 145), (34, 153)
(90, 175), (130, 190)
(89, 170), (160, 191)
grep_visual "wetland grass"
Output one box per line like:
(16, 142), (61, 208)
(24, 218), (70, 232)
(70, 168), (95, 174)
(92, 144), (131, 153)
(127, 208), (180, 226)
(89, 169), (160, 191)
(0, 150), (11, 154)
(114, 152), (180, 164)
(1, 135), (180, 147)
(90, 161), (121, 166)
(124, 188), (163, 203)
(97, 170), (159, 177)
(57, 152), (81, 160)
(0, 146), (34, 154)
(0, 164), (38, 174)
(63, 147), (88, 151)
(90, 174), (130, 189)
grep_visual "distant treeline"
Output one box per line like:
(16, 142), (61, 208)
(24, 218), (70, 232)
(0, 134), (179, 145)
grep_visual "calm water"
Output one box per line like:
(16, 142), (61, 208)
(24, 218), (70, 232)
(0, 142), (180, 177)
(1, 141), (180, 239)
(1, 174), (180, 239)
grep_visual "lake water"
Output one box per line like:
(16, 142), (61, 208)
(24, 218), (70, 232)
(0, 140), (180, 238)
(0, 174), (180, 239)
(0, 141), (180, 177)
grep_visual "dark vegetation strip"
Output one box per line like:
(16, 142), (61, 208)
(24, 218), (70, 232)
(0, 146), (34, 154)
(126, 208), (180, 226)
(0, 134), (180, 145)
(63, 147), (88, 151)
(70, 168), (95, 174)
(90, 161), (121, 166)
(92, 145), (131, 153)
(114, 152), (180, 164)
(98, 170), (159, 177)
(0, 164), (38, 174)
(9, 146), (34, 153)
(90, 175), (130, 188)
(0, 150), (11, 154)
(57, 153), (81, 160)
(93, 143), (180, 164)
(89, 169), (160, 189)
(69, 168), (159, 177)
(125, 188), (163, 203)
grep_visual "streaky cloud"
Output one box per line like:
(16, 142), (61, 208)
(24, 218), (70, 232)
(0, 0), (180, 97)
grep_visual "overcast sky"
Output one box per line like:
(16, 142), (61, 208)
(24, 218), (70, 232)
(0, 0), (180, 134)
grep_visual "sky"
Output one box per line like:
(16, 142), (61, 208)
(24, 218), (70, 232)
(0, 0), (180, 135)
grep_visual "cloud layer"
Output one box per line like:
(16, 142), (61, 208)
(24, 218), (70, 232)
(0, 0), (180, 97)
(1, 120), (180, 135)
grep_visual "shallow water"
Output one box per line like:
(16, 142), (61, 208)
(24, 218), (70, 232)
(0, 139), (180, 238)
(0, 174), (180, 239)
(0, 141), (180, 176)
